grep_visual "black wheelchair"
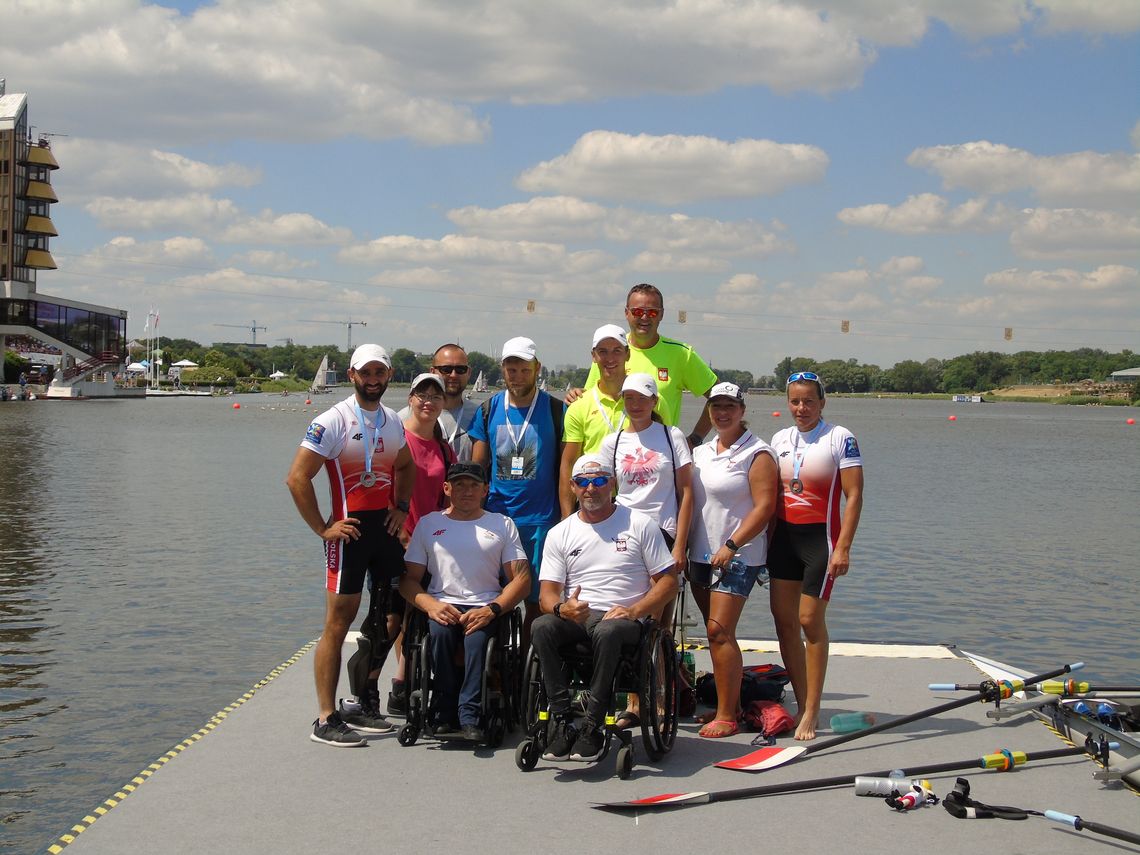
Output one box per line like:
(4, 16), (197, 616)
(514, 618), (678, 779)
(396, 605), (523, 748)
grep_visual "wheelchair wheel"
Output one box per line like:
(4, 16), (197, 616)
(515, 738), (540, 771)
(640, 627), (679, 760)
(397, 722), (418, 746)
(521, 647), (544, 736)
(616, 743), (634, 780)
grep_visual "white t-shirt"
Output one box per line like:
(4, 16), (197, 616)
(770, 421), (862, 527)
(405, 510), (527, 606)
(689, 431), (777, 567)
(539, 505), (674, 611)
(596, 422), (692, 535)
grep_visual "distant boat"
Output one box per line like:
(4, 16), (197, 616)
(310, 355), (332, 394)
(950, 394), (985, 403)
(474, 370), (488, 393)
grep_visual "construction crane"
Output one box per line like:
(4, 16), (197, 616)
(300, 318), (368, 353)
(214, 320), (267, 345)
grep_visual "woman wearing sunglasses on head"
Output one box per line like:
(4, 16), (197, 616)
(768, 371), (863, 741)
(687, 382), (779, 737)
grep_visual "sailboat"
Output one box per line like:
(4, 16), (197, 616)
(474, 370), (488, 393)
(310, 355), (331, 395)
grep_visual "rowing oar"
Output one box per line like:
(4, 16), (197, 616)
(593, 745), (1093, 813)
(1036, 680), (1140, 696)
(715, 661), (1083, 772)
(1045, 810), (1140, 845)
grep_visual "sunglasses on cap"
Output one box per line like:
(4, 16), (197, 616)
(627, 307), (661, 319)
(573, 475), (611, 488)
(433, 365), (469, 375)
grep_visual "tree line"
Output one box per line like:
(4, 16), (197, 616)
(139, 339), (1136, 395)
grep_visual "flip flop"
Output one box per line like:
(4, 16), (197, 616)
(615, 710), (641, 730)
(699, 719), (740, 739)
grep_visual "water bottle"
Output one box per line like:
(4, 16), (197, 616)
(830, 711), (876, 733)
(682, 651), (696, 687)
(703, 553), (746, 580)
(854, 776), (921, 797)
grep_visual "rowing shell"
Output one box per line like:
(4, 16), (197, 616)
(962, 651), (1140, 790)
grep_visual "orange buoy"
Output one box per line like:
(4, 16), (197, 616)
(1128, 417), (1136, 425)
(948, 414), (957, 421)
(772, 411), (781, 417)
(305, 398), (312, 405)
(233, 402), (241, 409)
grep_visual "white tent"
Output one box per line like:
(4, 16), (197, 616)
(126, 362), (147, 373)
(269, 370), (287, 379)
(172, 359), (199, 368)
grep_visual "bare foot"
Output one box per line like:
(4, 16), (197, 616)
(794, 710), (818, 741)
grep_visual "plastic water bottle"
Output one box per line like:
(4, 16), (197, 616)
(682, 651), (696, 686)
(854, 776), (921, 797)
(703, 553), (746, 579)
(830, 711), (876, 733)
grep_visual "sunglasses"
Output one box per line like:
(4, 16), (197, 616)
(433, 365), (469, 375)
(787, 371), (821, 385)
(573, 475), (611, 488)
(627, 307), (661, 319)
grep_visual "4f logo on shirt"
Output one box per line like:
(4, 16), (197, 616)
(306, 423), (325, 444)
(613, 537), (628, 553)
(844, 437), (860, 459)
(657, 368), (669, 382)
(568, 548), (583, 558)
(433, 529), (447, 536)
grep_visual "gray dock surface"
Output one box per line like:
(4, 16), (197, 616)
(52, 639), (1138, 854)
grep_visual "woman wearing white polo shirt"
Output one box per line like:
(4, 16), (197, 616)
(688, 382), (778, 738)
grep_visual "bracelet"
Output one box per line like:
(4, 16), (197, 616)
(725, 538), (739, 551)
(688, 431), (704, 446)
(553, 602), (563, 619)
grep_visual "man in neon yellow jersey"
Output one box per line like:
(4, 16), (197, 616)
(582, 283), (716, 447)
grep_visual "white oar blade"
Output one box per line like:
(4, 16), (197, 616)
(594, 791), (711, 811)
(715, 744), (807, 771)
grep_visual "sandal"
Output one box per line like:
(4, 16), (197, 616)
(615, 710), (641, 730)
(698, 719), (740, 739)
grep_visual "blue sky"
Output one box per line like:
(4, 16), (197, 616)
(5, 1), (1138, 374)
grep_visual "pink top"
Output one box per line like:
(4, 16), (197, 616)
(404, 429), (454, 536)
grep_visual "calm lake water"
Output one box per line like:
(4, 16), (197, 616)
(1, 391), (1137, 851)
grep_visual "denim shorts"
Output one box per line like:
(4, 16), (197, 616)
(687, 561), (764, 598)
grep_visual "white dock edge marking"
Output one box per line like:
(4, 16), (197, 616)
(46, 638), (319, 854)
(681, 638), (956, 659)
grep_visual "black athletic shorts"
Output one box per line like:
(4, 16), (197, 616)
(766, 520), (835, 601)
(325, 509), (405, 596)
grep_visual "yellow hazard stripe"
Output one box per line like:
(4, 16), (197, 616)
(46, 639), (317, 853)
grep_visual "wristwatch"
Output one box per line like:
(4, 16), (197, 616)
(395, 499), (410, 513)
(487, 602), (502, 617)
(725, 538), (739, 551)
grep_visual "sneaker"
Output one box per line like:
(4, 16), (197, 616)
(570, 726), (605, 761)
(542, 718), (578, 761)
(461, 724), (485, 743)
(339, 691), (394, 734)
(387, 680), (407, 716)
(434, 722), (464, 739)
(311, 712), (366, 747)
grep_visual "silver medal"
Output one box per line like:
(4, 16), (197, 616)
(359, 471), (377, 488)
(790, 478), (804, 494)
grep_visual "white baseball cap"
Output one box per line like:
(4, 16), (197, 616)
(621, 372), (658, 398)
(501, 336), (537, 362)
(409, 372), (445, 394)
(571, 454), (615, 478)
(592, 324), (628, 349)
(708, 381), (744, 402)
(350, 344), (392, 370)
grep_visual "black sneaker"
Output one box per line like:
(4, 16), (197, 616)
(434, 722), (464, 739)
(542, 718), (578, 761)
(339, 691), (394, 734)
(387, 680), (407, 716)
(570, 726), (605, 761)
(311, 712), (366, 747)
(461, 724), (485, 743)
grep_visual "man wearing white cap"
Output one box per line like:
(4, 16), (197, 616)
(287, 343), (416, 747)
(469, 336), (565, 639)
(580, 283), (717, 447)
(558, 324), (630, 517)
(532, 454), (676, 762)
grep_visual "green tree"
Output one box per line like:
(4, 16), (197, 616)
(389, 348), (426, 382)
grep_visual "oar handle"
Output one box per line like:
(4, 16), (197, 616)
(1045, 810), (1140, 846)
(929, 662), (1084, 695)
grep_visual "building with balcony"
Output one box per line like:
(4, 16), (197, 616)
(1, 81), (134, 397)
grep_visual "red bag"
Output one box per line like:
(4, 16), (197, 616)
(742, 699), (794, 737)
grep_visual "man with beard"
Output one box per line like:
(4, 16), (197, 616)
(397, 343), (481, 461)
(287, 344), (416, 747)
(470, 336), (565, 641)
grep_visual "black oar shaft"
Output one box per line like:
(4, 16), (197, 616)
(1045, 811), (1140, 845)
(805, 662), (1081, 757)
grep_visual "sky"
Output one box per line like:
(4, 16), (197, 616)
(4, 0), (1139, 375)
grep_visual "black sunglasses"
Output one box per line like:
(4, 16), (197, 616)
(433, 365), (469, 375)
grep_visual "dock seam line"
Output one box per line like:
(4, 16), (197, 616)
(45, 638), (319, 854)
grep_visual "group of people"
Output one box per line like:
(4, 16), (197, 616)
(287, 282), (864, 756)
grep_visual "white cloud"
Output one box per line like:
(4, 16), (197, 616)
(231, 250), (317, 272)
(838, 193), (1013, 233)
(517, 131), (828, 204)
(220, 212), (352, 246)
(85, 193), (240, 230)
(53, 138), (260, 199)
(629, 252), (730, 273)
(448, 196), (609, 241)
(367, 267), (457, 288)
(1011, 208), (1140, 259)
(1033, 0), (1140, 34)
(907, 141), (1140, 208)
(340, 234), (613, 271)
(985, 264), (1138, 293)
(878, 255), (925, 276)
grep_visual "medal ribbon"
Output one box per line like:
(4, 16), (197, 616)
(353, 401), (386, 484)
(503, 391), (538, 455)
(791, 421), (826, 486)
(592, 389), (626, 435)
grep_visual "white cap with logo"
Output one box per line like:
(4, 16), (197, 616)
(501, 336), (537, 362)
(572, 454), (615, 478)
(592, 324), (628, 349)
(621, 372), (658, 398)
(708, 381), (744, 402)
(350, 344), (392, 370)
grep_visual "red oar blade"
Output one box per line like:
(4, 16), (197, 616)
(715, 744), (806, 771)
(593, 791), (711, 812)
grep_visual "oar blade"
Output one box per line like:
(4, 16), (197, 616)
(592, 791), (711, 812)
(715, 744), (806, 771)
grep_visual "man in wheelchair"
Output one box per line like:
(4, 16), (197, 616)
(532, 454), (677, 761)
(400, 462), (531, 742)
